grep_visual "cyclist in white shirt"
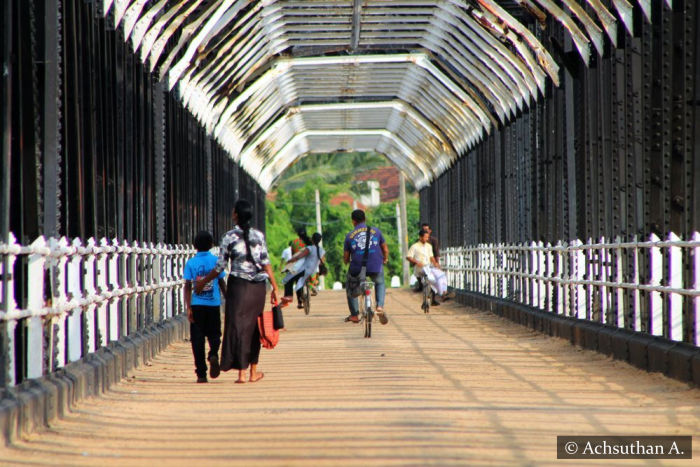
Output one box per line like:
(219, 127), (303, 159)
(406, 230), (451, 305)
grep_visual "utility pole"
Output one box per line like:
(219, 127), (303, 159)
(398, 173), (409, 287)
(315, 189), (325, 290)
(396, 203), (404, 285)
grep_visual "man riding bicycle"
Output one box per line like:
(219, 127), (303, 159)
(407, 229), (451, 305)
(343, 209), (389, 325)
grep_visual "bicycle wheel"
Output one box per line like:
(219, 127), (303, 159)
(364, 293), (374, 338)
(364, 303), (372, 338)
(358, 291), (367, 335)
(304, 283), (310, 315)
(423, 287), (430, 314)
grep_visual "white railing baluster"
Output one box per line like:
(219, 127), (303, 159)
(693, 232), (699, 346)
(649, 233), (663, 337)
(47, 237), (66, 371)
(26, 237), (48, 380)
(129, 240), (139, 334)
(67, 238), (83, 363)
(599, 237), (608, 324)
(153, 242), (162, 323)
(573, 239), (586, 319)
(501, 246), (507, 299)
(538, 241), (545, 310)
(667, 232), (682, 341)
(614, 236), (624, 328)
(164, 244), (173, 319)
(555, 241), (563, 315)
(529, 242), (536, 307)
(2, 233), (20, 386)
(632, 236), (641, 332)
(109, 239), (121, 342)
(97, 238), (110, 348)
(83, 238), (98, 354)
(545, 242), (553, 313)
(587, 238), (596, 321)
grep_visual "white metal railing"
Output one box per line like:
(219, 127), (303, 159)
(0, 233), (194, 387)
(443, 232), (700, 346)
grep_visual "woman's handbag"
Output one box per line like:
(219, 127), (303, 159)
(318, 260), (328, 276)
(272, 304), (285, 330)
(258, 309), (279, 349)
(317, 245), (328, 276)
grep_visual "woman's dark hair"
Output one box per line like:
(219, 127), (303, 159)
(234, 199), (254, 262)
(194, 231), (214, 252)
(312, 232), (322, 258)
(296, 227), (311, 245)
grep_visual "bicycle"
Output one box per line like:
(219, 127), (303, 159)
(420, 274), (431, 314)
(358, 279), (375, 338)
(302, 281), (311, 315)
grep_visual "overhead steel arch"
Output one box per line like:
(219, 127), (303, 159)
(105, 0), (666, 190)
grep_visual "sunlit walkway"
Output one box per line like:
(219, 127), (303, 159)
(1, 290), (698, 466)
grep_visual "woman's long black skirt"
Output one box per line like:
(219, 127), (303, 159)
(221, 276), (266, 371)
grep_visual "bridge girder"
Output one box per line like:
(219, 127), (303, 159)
(103, 0), (641, 190)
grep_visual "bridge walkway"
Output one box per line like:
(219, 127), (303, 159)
(1, 290), (698, 465)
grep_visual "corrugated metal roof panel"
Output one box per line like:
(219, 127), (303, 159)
(106, 0), (664, 190)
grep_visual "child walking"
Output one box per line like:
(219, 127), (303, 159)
(184, 231), (226, 383)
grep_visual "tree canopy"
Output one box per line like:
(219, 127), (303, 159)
(265, 154), (419, 287)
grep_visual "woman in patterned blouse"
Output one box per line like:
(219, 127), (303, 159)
(195, 199), (279, 383)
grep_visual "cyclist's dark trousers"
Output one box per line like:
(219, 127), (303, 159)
(284, 271), (305, 299)
(190, 305), (222, 378)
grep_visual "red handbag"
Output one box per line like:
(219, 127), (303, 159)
(258, 309), (279, 349)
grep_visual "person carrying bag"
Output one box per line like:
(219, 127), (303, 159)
(343, 209), (389, 325)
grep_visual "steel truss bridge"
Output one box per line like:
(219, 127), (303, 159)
(0, 0), (699, 450)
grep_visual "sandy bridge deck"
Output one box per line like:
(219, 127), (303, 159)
(1, 289), (698, 466)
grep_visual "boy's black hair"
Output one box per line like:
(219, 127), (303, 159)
(194, 231), (214, 252)
(351, 209), (366, 222)
(419, 229), (429, 237)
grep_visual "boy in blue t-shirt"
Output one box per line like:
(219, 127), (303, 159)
(184, 231), (226, 383)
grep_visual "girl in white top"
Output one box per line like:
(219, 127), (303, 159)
(283, 233), (326, 306)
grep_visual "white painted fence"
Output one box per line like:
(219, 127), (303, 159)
(443, 232), (700, 346)
(0, 233), (193, 387)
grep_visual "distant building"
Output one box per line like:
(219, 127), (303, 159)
(328, 166), (401, 209)
(356, 166), (400, 202)
(328, 193), (367, 210)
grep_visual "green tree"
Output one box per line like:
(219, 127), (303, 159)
(264, 153), (421, 288)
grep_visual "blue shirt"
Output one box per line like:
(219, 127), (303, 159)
(184, 252), (226, 306)
(344, 223), (385, 275)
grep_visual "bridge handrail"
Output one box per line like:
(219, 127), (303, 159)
(0, 233), (196, 387)
(442, 232), (700, 346)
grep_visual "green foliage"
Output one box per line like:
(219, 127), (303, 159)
(274, 151), (415, 195)
(265, 166), (420, 287)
